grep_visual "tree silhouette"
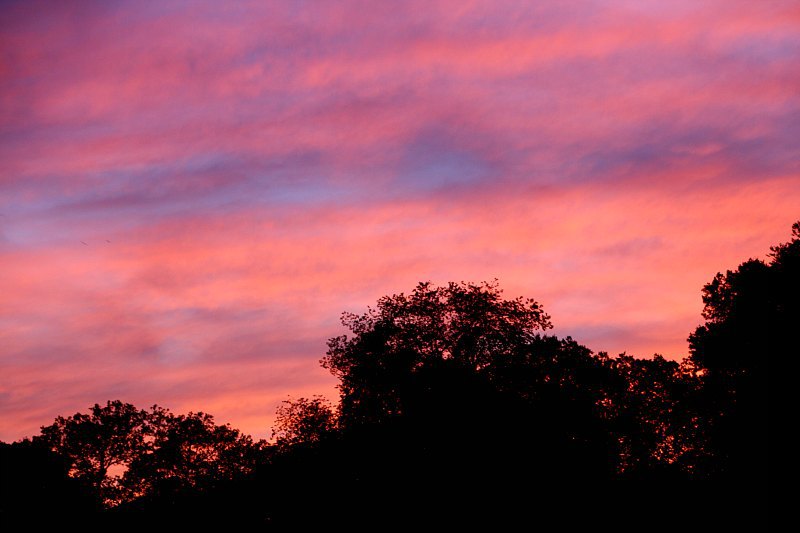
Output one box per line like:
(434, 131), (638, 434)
(323, 280), (552, 426)
(271, 396), (337, 452)
(304, 282), (632, 529)
(687, 221), (795, 481)
(38, 400), (148, 503)
(37, 401), (265, 508)
(317, 280), (700, 481)
(120, 408), (264, 503)
(599, 353), (702, 477)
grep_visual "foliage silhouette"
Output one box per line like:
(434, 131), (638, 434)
(598, 353), (702, 477)
(36, 401), (266, 508)
(271, 396), (338, 452)
(686, 222), (795, 483)
(319, 280), (700, 480)
(38, 400), (148, 503)
(323, 280), (552, 427)
(120, 408), (265, 504)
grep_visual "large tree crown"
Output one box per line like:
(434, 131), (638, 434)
(322, 280), (552, 378)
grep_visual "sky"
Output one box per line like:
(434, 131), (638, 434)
(1, 0), (798, 442)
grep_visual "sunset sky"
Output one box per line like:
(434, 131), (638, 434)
(1, 0), (798, 442)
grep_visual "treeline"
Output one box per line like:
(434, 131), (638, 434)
(2, 223), (790, 531)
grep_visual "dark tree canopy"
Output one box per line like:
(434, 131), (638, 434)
(598, 353), (702, 476)
(37, 401), (265, 507)
(316, 279), (701, 479)
(685, 221), (795, 481)
(38, 400), (148, 501)
(271, 396), (337, 451)
(689, 221), (798, 378)
(120, 408), (264, 503)
(322, 280), (552, 425)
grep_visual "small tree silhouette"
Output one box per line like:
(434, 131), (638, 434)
(271, 396), (337, 451)
(37, 401), (265, 506)
(38, 400), (147, 503)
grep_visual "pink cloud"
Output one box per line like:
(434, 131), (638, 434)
(3, 173), (797, 440)
(1, 0), (798, 441)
